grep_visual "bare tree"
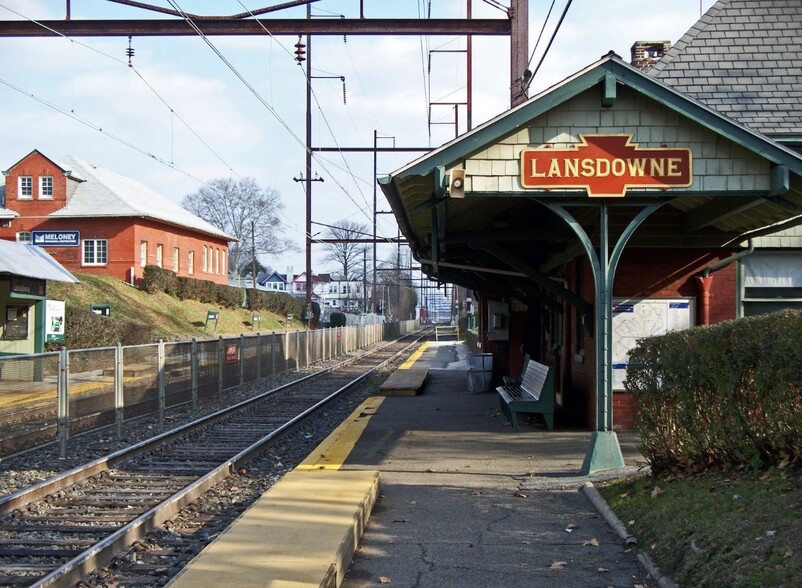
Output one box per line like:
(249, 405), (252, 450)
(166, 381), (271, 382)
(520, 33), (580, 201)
(182, 177), (297, 276)
(321, 219), (370, 281)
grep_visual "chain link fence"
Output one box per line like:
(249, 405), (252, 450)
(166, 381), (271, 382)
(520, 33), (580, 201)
(0, 321), (418, 457)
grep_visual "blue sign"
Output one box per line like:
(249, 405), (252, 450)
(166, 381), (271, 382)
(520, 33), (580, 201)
(31, 230), (80, 247)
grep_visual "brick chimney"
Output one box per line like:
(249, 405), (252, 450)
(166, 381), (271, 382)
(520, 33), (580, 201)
(630, 40), (671, 71)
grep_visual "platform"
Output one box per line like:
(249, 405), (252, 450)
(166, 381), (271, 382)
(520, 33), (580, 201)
(169, 341), (649, 588)
(378, 368), (428, 396)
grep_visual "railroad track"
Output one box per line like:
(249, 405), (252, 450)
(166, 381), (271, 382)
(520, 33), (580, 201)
(0, 329), (431, 587)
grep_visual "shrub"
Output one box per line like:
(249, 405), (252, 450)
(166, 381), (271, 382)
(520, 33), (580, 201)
(53, 305), (155, 349)
(625, 310), (802, 473)
(330, 311), (347, 327)
(216, 283), (244, 308)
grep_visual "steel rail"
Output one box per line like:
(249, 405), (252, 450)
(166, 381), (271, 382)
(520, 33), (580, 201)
(0, 329), (429, 588)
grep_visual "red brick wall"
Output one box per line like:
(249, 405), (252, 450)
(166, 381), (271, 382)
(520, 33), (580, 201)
(568, 249), (739, 430)
(2, 152), (230, 285)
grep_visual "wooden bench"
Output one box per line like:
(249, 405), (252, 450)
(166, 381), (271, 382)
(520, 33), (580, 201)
(496, 359), (555, 431)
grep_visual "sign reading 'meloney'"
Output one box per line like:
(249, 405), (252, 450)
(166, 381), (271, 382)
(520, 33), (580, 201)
(520, 134), (692, 197)
(31, 230), (80, 247)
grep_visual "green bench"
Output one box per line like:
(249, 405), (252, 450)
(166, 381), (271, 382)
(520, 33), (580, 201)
(496, 359), (555, 431)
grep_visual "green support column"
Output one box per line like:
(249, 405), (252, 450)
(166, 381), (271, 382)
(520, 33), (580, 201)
(542, 200), (662, 474)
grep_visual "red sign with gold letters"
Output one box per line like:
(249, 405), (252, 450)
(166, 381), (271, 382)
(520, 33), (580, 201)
(520, 134), (692, 197)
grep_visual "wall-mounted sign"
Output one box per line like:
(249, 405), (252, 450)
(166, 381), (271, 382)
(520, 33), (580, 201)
(10, 277), (46, 297)
(31, 230), (80, 247)
(520, 134), (692, 197)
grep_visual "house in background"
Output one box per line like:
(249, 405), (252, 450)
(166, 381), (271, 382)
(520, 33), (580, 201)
(0, 150), (236, 286)
(257, 268), (294, 292)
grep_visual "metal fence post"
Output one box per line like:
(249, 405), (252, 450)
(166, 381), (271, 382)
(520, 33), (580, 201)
(239, 334), (245, 389)
(57, 347), (69, 459)
(271, 332), (276, 375)
(191, 338), (198, 411)
(158, 339), (165, 430)
(256, 333), (262, 380)
(295, 331), (300, 372)
(217, 336), (224, 398)
(115, 342), (123, 440)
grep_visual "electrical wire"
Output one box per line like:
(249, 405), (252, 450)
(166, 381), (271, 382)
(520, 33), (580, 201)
(0, 3), (240, 178)
(519, 0), (574, 97)
(231, 0), (399, 241)
(0, 76), (204, 181)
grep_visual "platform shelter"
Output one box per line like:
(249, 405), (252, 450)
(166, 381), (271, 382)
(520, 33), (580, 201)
(379, 53), (802, 473)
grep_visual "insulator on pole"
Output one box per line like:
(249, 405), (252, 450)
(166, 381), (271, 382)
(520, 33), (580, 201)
(125, 35), (135, 67)
(294, 35), (306, 63)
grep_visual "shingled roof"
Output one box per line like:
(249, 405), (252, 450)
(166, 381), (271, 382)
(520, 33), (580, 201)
(649, 0), (802, 139)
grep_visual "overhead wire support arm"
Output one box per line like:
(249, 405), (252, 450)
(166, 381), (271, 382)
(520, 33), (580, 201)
(0, 19), (511, 38)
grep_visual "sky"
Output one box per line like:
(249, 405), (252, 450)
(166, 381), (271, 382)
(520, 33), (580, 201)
(0, 0), (717, 277)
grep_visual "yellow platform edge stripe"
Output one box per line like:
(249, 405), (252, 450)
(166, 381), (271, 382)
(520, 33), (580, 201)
(398, 341), (430, 370)
(296, 396), (385, 471)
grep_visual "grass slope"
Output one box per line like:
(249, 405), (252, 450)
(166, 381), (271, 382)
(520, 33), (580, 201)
(599, 469), (802, 587)
(48, 273), (297, 341)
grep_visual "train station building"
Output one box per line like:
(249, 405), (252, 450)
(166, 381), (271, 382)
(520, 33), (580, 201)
(380, 38), (802, 471)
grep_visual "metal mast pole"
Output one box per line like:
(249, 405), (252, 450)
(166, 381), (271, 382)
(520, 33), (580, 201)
(304, 4), (313, 314)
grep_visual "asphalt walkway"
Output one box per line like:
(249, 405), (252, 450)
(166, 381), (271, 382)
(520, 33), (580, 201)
(340, 341), (649, 587)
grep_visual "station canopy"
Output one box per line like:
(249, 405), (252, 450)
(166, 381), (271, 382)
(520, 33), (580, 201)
(0, 240), (79, 283)
(379, 53), (802, 298)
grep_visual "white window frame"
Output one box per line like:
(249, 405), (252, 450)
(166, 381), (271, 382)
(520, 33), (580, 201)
(18, 176), (33, 199)
(188, 250), (194, 275)
(82, 239), (108, 266)
(39, 176), (53, 199)
(155, 244), (163, 268)
(173, 247), (179, 273)
(16, 231), (31, 244)
(140, 241), (148, 267)
(202, 246), (208, 272)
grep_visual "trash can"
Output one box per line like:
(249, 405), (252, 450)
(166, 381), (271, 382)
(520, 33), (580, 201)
(467, 353), (493, 393)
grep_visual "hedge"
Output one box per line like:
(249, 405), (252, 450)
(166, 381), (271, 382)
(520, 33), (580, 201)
(625, 310), (802, 473)
(143, 264), (305, 317)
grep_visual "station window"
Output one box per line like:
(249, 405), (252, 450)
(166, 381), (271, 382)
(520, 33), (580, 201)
(188, 250), (194, 275)
(16, 231), (31, 244)
(155, 244), (163, 268)
(140, 241), (147, 267)
(83, 239), (108, 266)
(173, 247), (179, 273)
(39, 176), (53, 199)
(18, 176), (33, 199)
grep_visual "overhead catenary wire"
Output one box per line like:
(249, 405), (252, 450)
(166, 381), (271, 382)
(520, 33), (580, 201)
(0, 2), (240, 179)
(231, 0), (402, 243)
(519, 0), (573, 97)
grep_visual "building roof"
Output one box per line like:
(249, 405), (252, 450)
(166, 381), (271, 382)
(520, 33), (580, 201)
(649, 0), (802, 138)
(379, 53), (802, 290)
(0, 240), (79, 283)
(49, 155), (237, 242)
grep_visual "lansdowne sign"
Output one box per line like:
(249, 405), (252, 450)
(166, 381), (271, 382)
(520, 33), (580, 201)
(520, 134), (692, 197)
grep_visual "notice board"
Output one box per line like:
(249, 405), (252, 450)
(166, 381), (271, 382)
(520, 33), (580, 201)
(612, 298), (694, 390)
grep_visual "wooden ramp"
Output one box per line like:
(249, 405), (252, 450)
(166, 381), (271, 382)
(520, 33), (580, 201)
(379, 368), (428, 396)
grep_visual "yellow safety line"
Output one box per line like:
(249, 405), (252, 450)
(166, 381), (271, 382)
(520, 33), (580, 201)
(398, 341), (430, 369)
(296, 396), (385, 471)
